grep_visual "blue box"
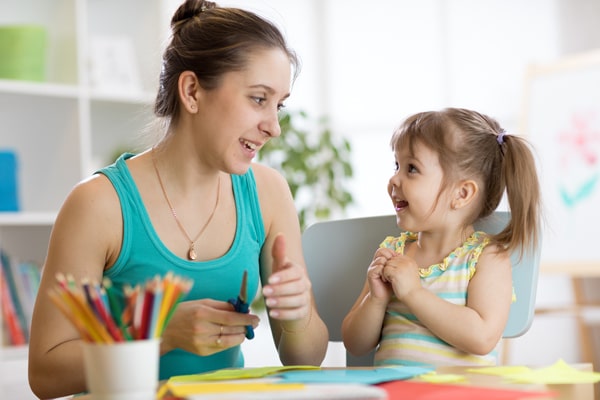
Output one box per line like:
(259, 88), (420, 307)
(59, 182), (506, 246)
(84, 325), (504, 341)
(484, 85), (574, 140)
(0, 150), (19, 211)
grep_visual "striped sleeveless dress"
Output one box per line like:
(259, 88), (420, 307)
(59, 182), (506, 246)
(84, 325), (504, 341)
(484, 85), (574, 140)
(373, 231), (499, 367)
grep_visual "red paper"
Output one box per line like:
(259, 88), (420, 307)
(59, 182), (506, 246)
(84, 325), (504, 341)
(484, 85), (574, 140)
(378, 380), (556, 400)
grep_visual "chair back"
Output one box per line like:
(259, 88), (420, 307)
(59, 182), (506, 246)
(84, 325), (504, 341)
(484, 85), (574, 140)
(302, 211), (541, 366)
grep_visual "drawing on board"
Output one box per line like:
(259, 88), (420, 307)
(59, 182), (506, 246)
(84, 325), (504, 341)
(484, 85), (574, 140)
(522, 50), (600, 264)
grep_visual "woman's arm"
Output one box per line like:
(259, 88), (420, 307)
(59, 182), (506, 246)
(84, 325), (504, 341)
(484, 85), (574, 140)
(28, 175), (122, 399)
(253, 163), (328, 366)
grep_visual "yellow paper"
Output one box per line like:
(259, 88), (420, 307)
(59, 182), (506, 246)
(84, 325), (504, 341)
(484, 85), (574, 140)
(168, 365), (320, 382)
(168, 382), (305, 396)
(418, 372), (467, 383)
(467, 365), (532, 376)
(507, 359), (600, 384)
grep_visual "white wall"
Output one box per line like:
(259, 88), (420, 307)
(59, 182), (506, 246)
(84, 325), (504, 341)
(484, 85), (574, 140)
(172, 0), (600, 367)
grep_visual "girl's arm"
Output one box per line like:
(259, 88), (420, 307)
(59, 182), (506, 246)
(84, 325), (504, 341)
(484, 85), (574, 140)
(386, 244), (512, 355)
(253, 163), (328, 366)
(342, 248), (395, 356)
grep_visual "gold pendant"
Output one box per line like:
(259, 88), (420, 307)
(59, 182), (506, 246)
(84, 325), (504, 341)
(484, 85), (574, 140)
(188, 245), (197, 261)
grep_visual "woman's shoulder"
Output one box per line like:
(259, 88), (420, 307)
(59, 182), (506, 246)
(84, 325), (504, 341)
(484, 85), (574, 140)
(58, 173), (121, 227)
(250, 162), (291, 194)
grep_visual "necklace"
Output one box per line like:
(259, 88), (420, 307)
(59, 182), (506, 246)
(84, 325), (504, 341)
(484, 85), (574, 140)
(152, 152), (221, 261)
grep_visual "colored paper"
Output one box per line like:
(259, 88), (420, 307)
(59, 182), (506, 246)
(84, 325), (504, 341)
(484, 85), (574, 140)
(377, 380), (556, 400)
(506, 359), (600, 384)
(168, 382), (305, 397)
(467, 365), (533, 376)
(277, 366), (432, 384)
(179, 383), (387, 399)
(417, 372), (467, 383)
(169, 365), (320, 382)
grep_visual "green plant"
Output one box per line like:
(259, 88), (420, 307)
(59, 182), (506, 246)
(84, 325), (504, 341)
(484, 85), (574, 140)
(258, 110), (354, 230)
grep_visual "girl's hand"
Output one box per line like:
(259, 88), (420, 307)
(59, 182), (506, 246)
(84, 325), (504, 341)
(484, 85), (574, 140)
(366, 247), (395, 302)
(382, 253), (421, 300)
(160, 298), (260, 355)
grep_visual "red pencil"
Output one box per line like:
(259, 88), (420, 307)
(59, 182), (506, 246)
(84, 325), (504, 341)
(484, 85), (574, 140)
(138, 280), (155, 340)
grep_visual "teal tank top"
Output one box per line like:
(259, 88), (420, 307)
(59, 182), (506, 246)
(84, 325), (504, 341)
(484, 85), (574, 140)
(97, 153), (266, 379)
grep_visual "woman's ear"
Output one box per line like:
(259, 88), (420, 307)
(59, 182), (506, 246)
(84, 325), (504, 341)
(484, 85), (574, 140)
(451, 179), (478, 210)
(178, 71), (200, 114)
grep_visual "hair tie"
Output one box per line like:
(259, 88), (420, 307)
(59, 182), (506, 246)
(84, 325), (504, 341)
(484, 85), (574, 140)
(497, 130), (506, 145)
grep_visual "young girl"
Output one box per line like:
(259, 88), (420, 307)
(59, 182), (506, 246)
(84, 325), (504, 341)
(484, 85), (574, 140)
(342, 107), (541, 367)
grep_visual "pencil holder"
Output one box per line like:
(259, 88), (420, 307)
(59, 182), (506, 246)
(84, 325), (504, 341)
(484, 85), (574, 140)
(81, 338), (160, 400)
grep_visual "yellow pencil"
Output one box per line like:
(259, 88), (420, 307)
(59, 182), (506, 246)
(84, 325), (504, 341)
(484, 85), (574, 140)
(48, 288), (95, 342)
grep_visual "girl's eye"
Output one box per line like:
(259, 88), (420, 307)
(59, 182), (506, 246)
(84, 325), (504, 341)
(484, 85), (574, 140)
(408, 164), (418, 174)
(393, 161), (400, 172)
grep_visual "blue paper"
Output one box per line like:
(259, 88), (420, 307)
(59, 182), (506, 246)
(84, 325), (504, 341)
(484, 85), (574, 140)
(277, 366), (432, 384)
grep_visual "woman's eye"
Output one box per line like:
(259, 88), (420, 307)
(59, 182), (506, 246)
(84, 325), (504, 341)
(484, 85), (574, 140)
(277, 103), (286, 112)
(252, 96), (266, 105)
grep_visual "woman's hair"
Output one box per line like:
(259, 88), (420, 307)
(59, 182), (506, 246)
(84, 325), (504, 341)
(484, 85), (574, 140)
(154, 0), (299, 128)
(390, 107), (541, 255)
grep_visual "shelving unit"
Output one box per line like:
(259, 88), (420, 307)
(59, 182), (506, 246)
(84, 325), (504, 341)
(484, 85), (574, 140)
(0, 0), (173, 365)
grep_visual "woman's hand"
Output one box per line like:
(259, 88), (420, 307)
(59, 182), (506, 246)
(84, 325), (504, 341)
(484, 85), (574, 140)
(382, 253), (421, 300)
(262, 234), (312, 330)
(160, 298), (260, 355)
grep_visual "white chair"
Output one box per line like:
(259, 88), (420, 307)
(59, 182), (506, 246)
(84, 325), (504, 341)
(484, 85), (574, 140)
(302, 211), (541, 366)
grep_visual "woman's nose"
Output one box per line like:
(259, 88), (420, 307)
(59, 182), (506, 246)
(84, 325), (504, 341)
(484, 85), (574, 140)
(260, 109), (282, 138)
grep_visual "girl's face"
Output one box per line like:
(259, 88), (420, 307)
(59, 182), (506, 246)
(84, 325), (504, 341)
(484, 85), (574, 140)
(387, 140), (449, 232)
(194, 48), (292, 174)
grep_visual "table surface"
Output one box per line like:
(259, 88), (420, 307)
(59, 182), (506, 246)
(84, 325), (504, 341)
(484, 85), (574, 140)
(434, 364), (595, 400)
(75, 363), (596, 400)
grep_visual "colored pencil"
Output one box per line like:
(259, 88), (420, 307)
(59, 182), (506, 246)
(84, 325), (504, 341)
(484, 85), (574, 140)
(50, 274), (192, 342)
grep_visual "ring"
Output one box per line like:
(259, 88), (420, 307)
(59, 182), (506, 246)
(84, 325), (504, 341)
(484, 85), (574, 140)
(216, 337), (222, 347)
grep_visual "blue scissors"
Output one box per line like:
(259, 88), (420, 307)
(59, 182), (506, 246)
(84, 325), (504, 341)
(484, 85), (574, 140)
(228, 270), (255, 339)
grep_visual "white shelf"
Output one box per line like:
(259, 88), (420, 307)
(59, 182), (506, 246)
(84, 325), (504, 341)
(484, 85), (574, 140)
(0, 0), (170, 365)
(0, 80), (80, 98)
(0, 212), (57, 226)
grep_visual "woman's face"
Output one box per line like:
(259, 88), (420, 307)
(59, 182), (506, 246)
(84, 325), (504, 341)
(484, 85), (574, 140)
(194, 48), (292, 175)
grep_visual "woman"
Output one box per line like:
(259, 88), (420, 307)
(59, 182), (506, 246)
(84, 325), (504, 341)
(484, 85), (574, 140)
(28, 1), (328, 398)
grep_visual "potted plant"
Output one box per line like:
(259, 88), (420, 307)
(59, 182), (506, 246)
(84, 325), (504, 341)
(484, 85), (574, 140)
(258, 110), (354, 230)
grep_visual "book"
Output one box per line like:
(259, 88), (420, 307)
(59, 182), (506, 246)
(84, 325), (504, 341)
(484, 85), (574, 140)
(0, 261), (26, 345)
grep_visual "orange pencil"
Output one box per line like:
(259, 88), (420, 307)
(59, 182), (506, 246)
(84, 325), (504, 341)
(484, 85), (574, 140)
(48, 288), (95, 342)
(54, 274), (114, 343)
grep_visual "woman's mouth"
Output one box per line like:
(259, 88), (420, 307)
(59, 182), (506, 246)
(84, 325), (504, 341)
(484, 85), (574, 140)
(240, 139), (258, 151)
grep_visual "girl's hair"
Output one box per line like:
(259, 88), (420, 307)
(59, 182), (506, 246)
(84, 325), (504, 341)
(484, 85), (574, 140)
(390, 107), (541, 255)
(154, 0), (299, 129)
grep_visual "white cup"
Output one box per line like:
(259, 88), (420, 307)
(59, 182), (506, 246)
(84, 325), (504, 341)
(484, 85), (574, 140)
(81, 339), (160, 400)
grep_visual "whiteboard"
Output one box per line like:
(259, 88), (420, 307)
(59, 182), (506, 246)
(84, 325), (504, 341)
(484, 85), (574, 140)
(521, 49), (600, 266)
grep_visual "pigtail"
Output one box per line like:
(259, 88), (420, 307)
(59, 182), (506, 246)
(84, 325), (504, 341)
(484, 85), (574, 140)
(497, 134), (542, 258)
